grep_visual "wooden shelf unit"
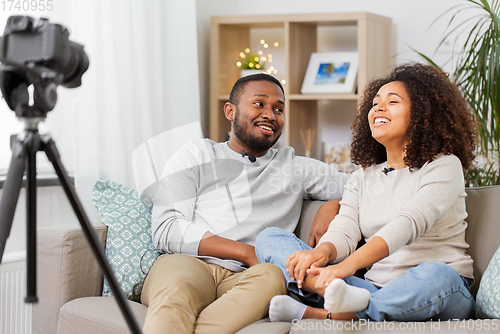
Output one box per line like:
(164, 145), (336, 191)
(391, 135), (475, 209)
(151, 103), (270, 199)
(210, 12), (393, 158)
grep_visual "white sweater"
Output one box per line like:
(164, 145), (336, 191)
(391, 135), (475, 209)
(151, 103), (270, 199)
(151, 139), (350, 272)
(319, 154), (474, 287)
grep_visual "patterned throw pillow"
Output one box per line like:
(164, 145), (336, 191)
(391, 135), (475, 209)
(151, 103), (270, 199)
(92, 178), (159, 302)
(476, 245), (500, 318)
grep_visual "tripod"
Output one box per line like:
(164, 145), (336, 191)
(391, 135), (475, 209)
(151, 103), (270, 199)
(0, 56), (142, 333)
(0, 117), (142, 333)
(0, 115), (143, 333)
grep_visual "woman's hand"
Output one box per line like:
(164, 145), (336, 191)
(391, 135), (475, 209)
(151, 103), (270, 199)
(307, 262), (357, 293)
(286, 243), (334, 289)
(307, 236), (390, 293)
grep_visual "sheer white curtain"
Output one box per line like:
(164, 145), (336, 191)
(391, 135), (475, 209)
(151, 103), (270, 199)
(0, 0), (201, 222)
(71, 0), (201, 221)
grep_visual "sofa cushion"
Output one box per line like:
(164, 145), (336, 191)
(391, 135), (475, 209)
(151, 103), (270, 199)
(33, 224), (108, 334)
(92, 178), (159, 301)
(476, 245), (500, 319)
(235, 318), (292, 334)
(464, 185), (500, 297)
(57, 297), (147, 334)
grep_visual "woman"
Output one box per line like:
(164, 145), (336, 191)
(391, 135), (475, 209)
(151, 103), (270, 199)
(255, 63), (477, 322)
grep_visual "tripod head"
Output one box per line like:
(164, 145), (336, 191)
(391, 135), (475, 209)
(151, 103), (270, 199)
(0, 16), (89, 119)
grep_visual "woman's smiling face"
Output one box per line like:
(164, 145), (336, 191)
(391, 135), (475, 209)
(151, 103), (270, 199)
(368, 81), (412, 149)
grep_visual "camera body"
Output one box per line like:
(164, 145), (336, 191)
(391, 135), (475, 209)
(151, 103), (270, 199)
(0, 15), (88, 88)
(0, 16), (88, 116)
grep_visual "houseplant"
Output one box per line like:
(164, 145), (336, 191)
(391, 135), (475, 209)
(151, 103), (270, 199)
(236, 40), (279, 77)
(415, 0), (500, 186)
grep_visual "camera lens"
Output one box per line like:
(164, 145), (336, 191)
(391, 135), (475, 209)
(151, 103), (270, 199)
(60, 42), (89, 88)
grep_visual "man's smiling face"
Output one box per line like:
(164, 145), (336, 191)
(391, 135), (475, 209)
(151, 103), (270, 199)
(229, 80), (285, 156)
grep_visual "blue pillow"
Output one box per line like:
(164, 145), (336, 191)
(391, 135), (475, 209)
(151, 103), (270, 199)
(476, 245), (500, 319)
(92, 178), (159, 302)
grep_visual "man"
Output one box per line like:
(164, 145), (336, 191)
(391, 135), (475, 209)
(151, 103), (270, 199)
(141, 74), (349, 333)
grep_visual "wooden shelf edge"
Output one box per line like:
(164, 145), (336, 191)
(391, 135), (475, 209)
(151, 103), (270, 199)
(218, 94), (359, 101)
(211, 12), (392, 26)
(287, 94), (359, 101)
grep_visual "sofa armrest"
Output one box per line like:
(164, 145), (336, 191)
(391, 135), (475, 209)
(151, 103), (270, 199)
(32, 223), (107, 334)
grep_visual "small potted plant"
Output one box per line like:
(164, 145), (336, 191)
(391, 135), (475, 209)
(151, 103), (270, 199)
(236, 40), (279, 77)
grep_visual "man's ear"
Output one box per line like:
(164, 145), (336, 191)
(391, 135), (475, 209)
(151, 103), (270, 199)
(224, 102), (235, 122)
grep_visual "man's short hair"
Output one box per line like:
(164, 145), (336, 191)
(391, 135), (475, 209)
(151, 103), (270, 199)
(229, 74), (285, 105)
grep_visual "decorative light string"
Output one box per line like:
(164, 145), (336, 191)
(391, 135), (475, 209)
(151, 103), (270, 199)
(236, 39), (286, 85)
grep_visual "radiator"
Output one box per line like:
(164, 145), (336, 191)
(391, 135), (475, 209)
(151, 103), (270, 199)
(0, 252), (32, 334)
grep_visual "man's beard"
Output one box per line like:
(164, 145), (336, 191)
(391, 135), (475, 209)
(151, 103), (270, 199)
(232, 108), (280, 152)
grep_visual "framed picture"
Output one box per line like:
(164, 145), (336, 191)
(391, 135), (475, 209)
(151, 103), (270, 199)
(301, 52), (358, 94)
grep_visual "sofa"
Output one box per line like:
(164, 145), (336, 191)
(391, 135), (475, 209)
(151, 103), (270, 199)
(32, 185), (500, 334)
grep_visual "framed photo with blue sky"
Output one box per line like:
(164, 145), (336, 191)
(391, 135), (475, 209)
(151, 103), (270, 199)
(301, 52), (358, 94)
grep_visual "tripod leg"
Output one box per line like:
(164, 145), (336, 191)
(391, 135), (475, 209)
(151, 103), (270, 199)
(42, 136), (142, 334)
(0, 135), (26, 262)
(25, 132), (39, 303)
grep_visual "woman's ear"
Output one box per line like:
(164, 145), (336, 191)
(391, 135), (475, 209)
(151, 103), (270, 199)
(224, 102), (235, 122)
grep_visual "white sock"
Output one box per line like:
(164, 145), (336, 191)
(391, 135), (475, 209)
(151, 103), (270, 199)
(269, 295), (307, 322)
(324, 279), (371, 313)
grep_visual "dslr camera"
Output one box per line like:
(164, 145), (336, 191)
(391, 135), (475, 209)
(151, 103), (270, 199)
(0, 16), (89, 116)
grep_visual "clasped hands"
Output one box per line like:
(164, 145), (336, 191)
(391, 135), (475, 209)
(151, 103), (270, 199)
(286, 243), (356, 295)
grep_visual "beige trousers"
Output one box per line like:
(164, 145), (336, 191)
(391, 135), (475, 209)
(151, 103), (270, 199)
(141, 254), (287, 334)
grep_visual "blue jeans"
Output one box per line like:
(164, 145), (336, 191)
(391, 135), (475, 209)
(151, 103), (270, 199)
(255, 227), (476, 321)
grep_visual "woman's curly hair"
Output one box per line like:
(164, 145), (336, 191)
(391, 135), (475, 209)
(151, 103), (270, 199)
(351, 63), (477, 170)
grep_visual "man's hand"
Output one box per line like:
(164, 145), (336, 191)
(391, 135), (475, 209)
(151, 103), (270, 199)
(244, 248), (260, 267)
(198, 232), (260, 267)
(308, 198), (341, 247)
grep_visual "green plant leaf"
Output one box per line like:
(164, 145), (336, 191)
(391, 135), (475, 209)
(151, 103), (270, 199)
(412, 0), (500, 186)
